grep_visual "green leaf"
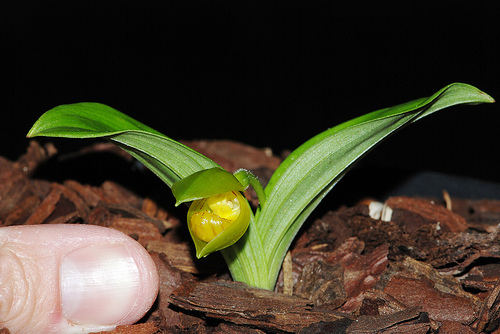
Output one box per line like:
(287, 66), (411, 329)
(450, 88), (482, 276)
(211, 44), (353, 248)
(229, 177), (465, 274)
(236, 83), (494, 289)
(27, 102), (163, 138)
(172, 167), (245, 206)
(27, 102), (219, 186)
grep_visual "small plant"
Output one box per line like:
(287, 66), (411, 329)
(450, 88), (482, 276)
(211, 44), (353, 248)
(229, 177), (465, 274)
(28, 83), (494, 290)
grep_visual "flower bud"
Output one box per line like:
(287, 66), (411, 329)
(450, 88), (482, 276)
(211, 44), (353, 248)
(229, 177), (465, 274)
(187, 190), (251, 258)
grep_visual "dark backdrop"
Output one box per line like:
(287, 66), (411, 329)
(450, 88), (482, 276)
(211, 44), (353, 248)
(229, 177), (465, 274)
(2, 1), (499, 201)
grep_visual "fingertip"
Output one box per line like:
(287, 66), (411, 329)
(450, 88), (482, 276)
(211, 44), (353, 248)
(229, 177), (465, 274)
(0, 224), (159, 333)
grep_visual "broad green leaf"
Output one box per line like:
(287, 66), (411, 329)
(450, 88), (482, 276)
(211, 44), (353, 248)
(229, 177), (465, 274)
(172, 167), (245, 206)
(248, 82), (494, 289)
(27, 103), (163, 137)
(27, 102), (219, 186)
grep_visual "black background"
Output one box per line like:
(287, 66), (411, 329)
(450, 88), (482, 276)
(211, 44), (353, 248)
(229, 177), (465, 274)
(2, 1), (499, 202)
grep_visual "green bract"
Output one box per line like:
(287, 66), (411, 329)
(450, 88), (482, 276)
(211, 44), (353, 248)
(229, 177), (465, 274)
(172, 167), (246, 206)
(27, 83), (495, 290)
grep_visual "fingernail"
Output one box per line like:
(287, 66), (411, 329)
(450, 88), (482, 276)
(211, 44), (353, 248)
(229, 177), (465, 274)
(60, 243), (140, 325)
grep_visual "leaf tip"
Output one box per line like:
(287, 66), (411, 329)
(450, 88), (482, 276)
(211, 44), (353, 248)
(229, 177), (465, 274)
(484, 93), (495, 104)
(26, 125), (38, 138)
(473, 86), (495, 104)
(453, 82), (495, 104)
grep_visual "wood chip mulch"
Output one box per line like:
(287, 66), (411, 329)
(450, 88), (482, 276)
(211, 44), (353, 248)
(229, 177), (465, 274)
(2, 140), (500, 333)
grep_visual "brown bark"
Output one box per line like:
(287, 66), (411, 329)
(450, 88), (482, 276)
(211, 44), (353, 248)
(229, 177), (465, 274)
(3, 140), (500, 333)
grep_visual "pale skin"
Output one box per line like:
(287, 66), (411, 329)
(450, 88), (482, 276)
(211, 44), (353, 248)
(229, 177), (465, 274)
(0, 224), (159, 334)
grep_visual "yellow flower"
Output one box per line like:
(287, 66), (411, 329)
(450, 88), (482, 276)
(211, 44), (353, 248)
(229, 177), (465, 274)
(187, 190), (251, 257)
(189, 191), (241, 242)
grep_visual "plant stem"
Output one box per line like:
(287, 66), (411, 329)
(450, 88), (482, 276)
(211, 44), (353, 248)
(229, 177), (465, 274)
(233, 169), (267, 207)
